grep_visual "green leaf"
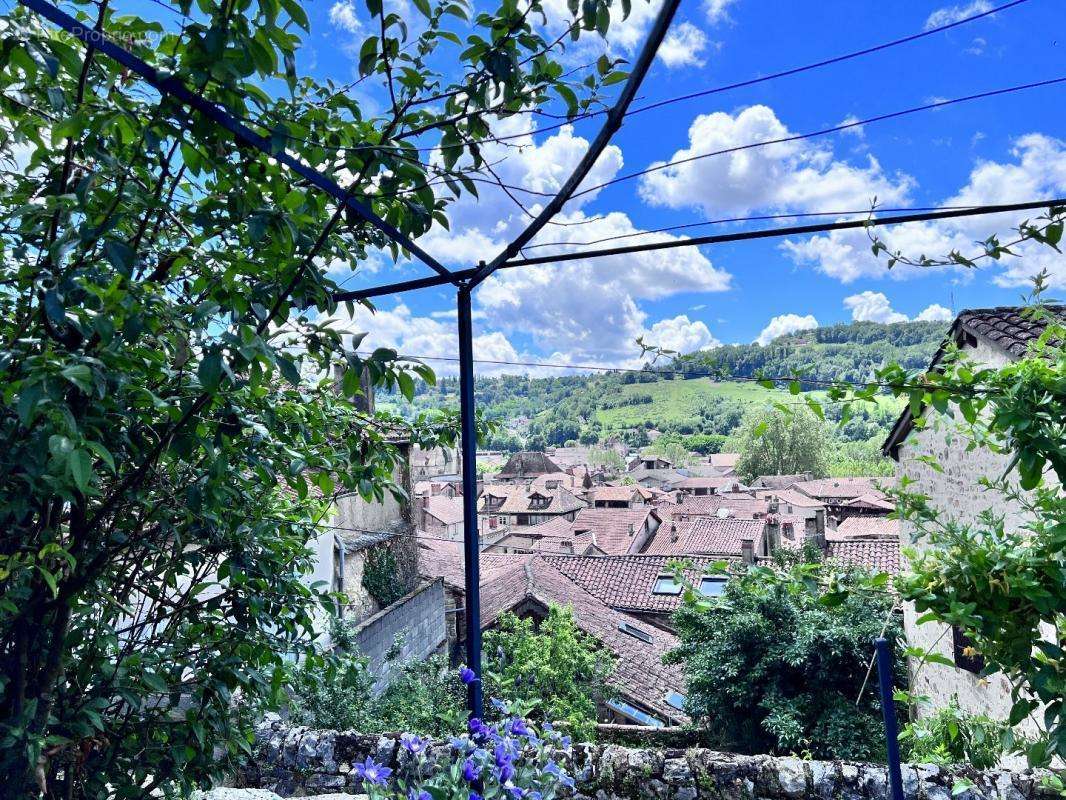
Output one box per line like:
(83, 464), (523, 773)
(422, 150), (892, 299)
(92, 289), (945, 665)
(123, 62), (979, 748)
(60, 364), (92, 392)
(198, 351), (223, 391)
(69, 448), (92, 493)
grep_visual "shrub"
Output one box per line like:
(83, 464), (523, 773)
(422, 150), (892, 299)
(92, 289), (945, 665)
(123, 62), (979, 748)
(900, 700), (1011, 769)
(483, 606), (614, 741)
(667, 552), (904, 761)
(288, 621), (464, 736)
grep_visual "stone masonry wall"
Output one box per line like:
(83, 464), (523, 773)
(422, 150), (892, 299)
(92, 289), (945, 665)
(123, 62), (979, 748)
(238, 721), (1054, 800)
(351, 578), (446, 692)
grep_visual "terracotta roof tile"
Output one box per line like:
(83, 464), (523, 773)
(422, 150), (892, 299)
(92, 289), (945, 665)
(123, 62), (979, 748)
(791, 477), (890, 501)
(543, 554), (736, 614)
(480, 556), (688, 723)
(424, 496), (464, 526)
(826, 537), (901, 575)
(834, 516), (901, 538)
(497, 451), (563, 479)
(643, 516), (764, 556)
(570, 507), (660, 555)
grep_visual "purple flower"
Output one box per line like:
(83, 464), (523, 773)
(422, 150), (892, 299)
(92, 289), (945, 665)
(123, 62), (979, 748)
(462, 758), (481, 783)
(353, 756), (392, 787)
(494, 743), (512, 767)
(507, 786), (526, 799)
(470, 794), (484, 800)
(507, 717), (530, 737)
(450, 735), (471, 752)
(459, 666), (479, 685)
(401, 733), (428, 755)
(408, 790), (432, 800)
(497, 762), (515, 783)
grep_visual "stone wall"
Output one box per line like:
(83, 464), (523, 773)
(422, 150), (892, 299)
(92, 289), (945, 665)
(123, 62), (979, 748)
(350, 578), (447, 691)
(894, 339), (1053, 741)
(238, 721), (1053, 799)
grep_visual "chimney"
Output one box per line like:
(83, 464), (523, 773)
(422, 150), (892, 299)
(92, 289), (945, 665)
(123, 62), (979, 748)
(806, 508), (827, 553)
(676, 491), (683, 503)
(670, 523), (679, 543)
(765, 516), (781, 554)
(741, 538), (755, 564)
(413, 494), (427, 531)
(768, 495), (780, 515)
(334, 363), (374, 413)
(627, 522), (635, 536)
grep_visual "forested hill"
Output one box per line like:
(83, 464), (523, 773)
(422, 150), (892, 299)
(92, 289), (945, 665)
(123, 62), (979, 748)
(381, 319), (948, 453)
(669, 319), (947, 385)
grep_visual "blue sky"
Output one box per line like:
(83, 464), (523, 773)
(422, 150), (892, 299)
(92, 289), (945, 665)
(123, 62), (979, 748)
(303, 0), (1063, 371)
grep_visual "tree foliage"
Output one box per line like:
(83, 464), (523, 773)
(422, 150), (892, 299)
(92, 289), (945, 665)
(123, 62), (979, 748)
(0, 0), (628, 792)
(883, 311), (1066, 767)
(667, 553), (903, 761)
(483, 606), (615, 741)
(731, 405), (831, 482)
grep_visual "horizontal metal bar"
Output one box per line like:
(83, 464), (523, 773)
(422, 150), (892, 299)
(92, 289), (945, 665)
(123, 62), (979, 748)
(498, 199), (1066, 267)
(19, 0), (457, 283)
(332, 267), (477, 302)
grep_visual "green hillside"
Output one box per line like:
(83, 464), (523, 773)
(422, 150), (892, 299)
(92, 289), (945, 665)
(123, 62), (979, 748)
(382, 318), (946, 455)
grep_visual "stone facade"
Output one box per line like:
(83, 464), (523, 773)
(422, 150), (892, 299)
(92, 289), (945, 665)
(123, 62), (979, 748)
(237, 722), (1054, 799)
(894, 340), (1054, 740)
(348, 579), (447, 692)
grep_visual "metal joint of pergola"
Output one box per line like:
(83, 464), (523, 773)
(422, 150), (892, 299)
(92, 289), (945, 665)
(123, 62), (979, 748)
(23, 0), (1063, 773)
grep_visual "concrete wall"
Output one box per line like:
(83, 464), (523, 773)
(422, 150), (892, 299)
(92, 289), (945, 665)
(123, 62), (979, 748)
(895, 340), (1051, 739)
(240, 723), (1054, 799)
(349, 578), (447, 692)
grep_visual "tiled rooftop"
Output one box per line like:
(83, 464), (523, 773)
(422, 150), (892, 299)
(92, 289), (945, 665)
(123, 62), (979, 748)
(544, 554), (736, 613)
(955, 305), (1065, 359)
(643, 516), (765, 556)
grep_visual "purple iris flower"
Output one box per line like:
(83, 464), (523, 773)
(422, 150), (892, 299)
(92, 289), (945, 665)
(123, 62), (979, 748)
(401, 733), (428, 755)
(497, 762), (515, 783)
(462, 758), (481, 783)
(459, 666), (479, 685)
(353, 756), (392, 787)
(494, 743), (513, 767)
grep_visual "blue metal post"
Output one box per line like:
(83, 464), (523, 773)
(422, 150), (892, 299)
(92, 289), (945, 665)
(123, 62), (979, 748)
(457, 284), (483, 720)
(875, 636), (905, 800)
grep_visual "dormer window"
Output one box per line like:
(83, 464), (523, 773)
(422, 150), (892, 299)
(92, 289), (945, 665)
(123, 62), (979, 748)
(528, 493), (550, 510)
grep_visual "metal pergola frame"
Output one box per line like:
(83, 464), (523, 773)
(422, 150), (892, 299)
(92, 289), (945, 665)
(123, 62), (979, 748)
(22, 0), (1064, 755)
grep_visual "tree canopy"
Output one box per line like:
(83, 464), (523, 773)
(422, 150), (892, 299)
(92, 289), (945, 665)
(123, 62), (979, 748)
(731, 405), (831, 482)
(0, 0), (629, 793)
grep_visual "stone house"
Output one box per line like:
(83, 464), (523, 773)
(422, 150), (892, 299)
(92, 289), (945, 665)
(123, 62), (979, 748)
(882, 305), (1064, 735)
(414, 494), (464, 539)
(410, 444), (460, 480)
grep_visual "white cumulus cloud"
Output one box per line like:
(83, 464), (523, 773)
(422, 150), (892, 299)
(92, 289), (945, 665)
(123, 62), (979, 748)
(704, 0), (738, 24)
(924, 0), (991, 29)
(843, 293), (955, 324)
(754, 313), (819, 346)
(638, 104), (914, 217)
(915, 303), (954, 322)
(843, 291), (909, 324)
(644, 314), (720, 353)
(328, 0), (363, 32)
(658, 22), (710, 68)
(781, 134), (1066, 287)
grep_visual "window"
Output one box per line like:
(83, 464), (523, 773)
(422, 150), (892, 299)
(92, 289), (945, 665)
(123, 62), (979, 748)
(529, 494), (550, 510)
(618, 621), (653, 644)
(952, 626), (985, 674)
(664, 691), (687, 711)
(698, 576), (727, 597)
(652, 574), (683, 595)
(606, 698), (664, 728)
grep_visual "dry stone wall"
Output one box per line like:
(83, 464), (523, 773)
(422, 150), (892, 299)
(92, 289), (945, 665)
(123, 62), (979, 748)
(237, 721), (1054, 800)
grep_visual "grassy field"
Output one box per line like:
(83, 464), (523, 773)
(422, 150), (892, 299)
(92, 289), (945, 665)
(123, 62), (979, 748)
(595, 378), (902, 430)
